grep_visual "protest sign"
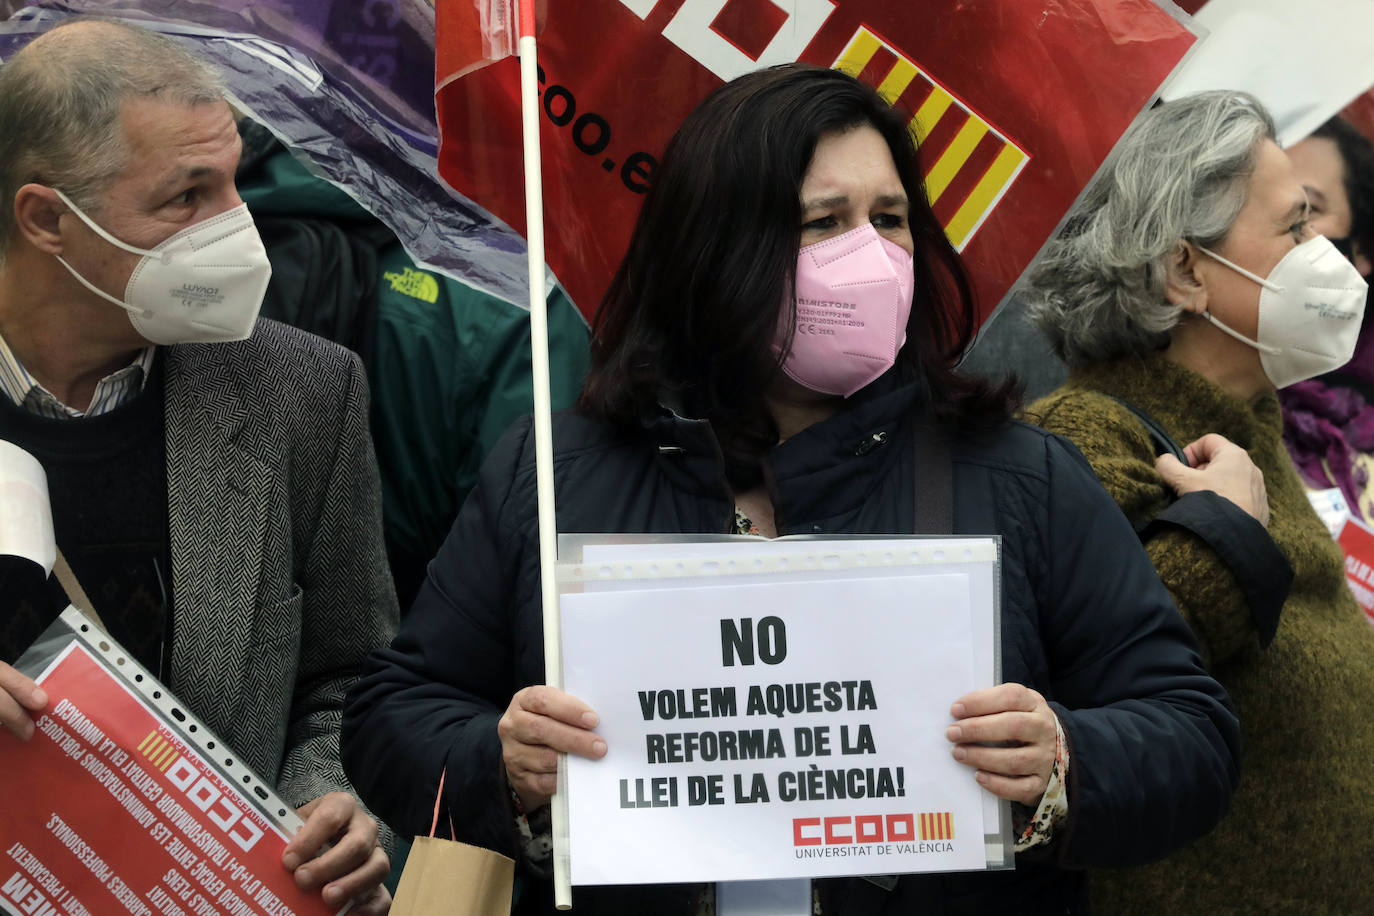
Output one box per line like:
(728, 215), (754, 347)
(1163, 0), (1374, 147)
(0, 609), (338, 916)
(557, 537), (1002, 886)
(1337, 515), (1374, 626)
(0, 440), (54, 577)
(437, 0), (1199, 323)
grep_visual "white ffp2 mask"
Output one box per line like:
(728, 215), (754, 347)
(1199, 235), (1367, 389)
(52, 188), (271, 345)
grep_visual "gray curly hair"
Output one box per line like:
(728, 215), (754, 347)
(1024, 91), (1276, 366)
(0, 19), (226, 258)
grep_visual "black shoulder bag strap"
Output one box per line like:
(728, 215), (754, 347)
(914, 409), (954, 534)
(1106, 395), (1190, 467)
(1105, 400), (1291, 647)
(837, 410), (954, 912)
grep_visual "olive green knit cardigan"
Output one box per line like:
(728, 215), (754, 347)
(1030, 352), (1374, 914)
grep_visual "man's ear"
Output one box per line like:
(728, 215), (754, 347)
(12, 184), (68, 255)
(1164, 240), (1209, 315)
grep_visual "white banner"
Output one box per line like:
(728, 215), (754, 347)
(0, 440), (55, 575)
(558, 537), (1004, 886)
(1165, 0), (1374, 146)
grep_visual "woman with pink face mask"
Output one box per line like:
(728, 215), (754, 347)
(342, 65), (1238, 916)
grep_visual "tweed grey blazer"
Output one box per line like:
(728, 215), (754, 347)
(163, 318), (398, 811)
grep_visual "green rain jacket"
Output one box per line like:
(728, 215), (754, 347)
(238, 130), (590, 605)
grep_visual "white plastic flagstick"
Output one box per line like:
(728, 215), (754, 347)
(516, 0), (573, 909)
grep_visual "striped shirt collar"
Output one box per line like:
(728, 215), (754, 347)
(0, 331), (155, 419)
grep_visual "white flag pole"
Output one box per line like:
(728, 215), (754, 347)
(516, 0), (573, 908)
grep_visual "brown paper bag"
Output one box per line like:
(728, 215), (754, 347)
(391, 770), (515, 916)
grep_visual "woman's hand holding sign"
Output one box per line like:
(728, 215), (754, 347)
(500, 685), (607, 810)
(946, 684), (1058, 806)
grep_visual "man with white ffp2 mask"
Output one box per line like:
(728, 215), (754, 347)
(49, 186), (272, 345)
(0, 20), (396, 915)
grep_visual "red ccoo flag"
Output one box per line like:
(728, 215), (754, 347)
(436, 2), (1198, 326)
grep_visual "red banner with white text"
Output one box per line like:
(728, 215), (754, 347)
(0, 641), (335, 916)
(437, 0), (1199, 324)
(1338, 516), (1374, 626)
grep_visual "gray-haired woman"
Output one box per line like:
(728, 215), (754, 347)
(1027, 91), (1374, 912)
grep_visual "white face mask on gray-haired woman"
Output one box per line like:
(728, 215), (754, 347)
(51, 188), (272, 346)
(1198, 235), (1368, 389)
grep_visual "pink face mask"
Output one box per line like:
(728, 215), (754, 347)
(775, 223), (915, 397)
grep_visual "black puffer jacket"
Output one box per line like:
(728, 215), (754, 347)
(343, 378), (1240, 915)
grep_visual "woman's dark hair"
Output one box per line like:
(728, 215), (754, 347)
(1310, 117), (1374, 261)
(579, 63), (1015, 484)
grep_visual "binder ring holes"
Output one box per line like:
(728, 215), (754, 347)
(778, 558), (789, 570)
(727, 560), (737, 572)
(702, 561), (719, 574)
(278, 808), (287, 817)
(189, 724), (197, 733)
(255, 786), (269, 801)
(170, 707), (186, 723)
(623, 565), (634, 577)
(99, 641), (111, 652)
(753, 559), (764, 570)
(134, 674), (143, 682)
(963, 548), (973, 560)
(933, 550), (946, 562)
(674, 563), (686, 575)
(883, 552), (894, 564)
(153, 691), (162, 699)
(79, 624), (89, 633)
(598, 565), (612, 579)
(649, 564), (659, 575)
(822, 554), (841, 569)
(909, 551), (921, 563)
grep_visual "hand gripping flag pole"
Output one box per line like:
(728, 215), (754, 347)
(515, 1), (573, 908)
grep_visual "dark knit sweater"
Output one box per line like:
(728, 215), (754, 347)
(1030, 353), (1374, 914)
(0, 359), (170, 674)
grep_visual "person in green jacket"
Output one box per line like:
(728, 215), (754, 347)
(1025, 91), (1374, 912)
(234, 124), (590, 605)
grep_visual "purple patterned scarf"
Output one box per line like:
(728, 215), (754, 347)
(1281, 379), (1374, 519)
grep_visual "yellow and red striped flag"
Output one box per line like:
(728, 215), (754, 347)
(919, 811), (955, 841)
(835, 27), (1028, 253)
(137, 729), (179, 772)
